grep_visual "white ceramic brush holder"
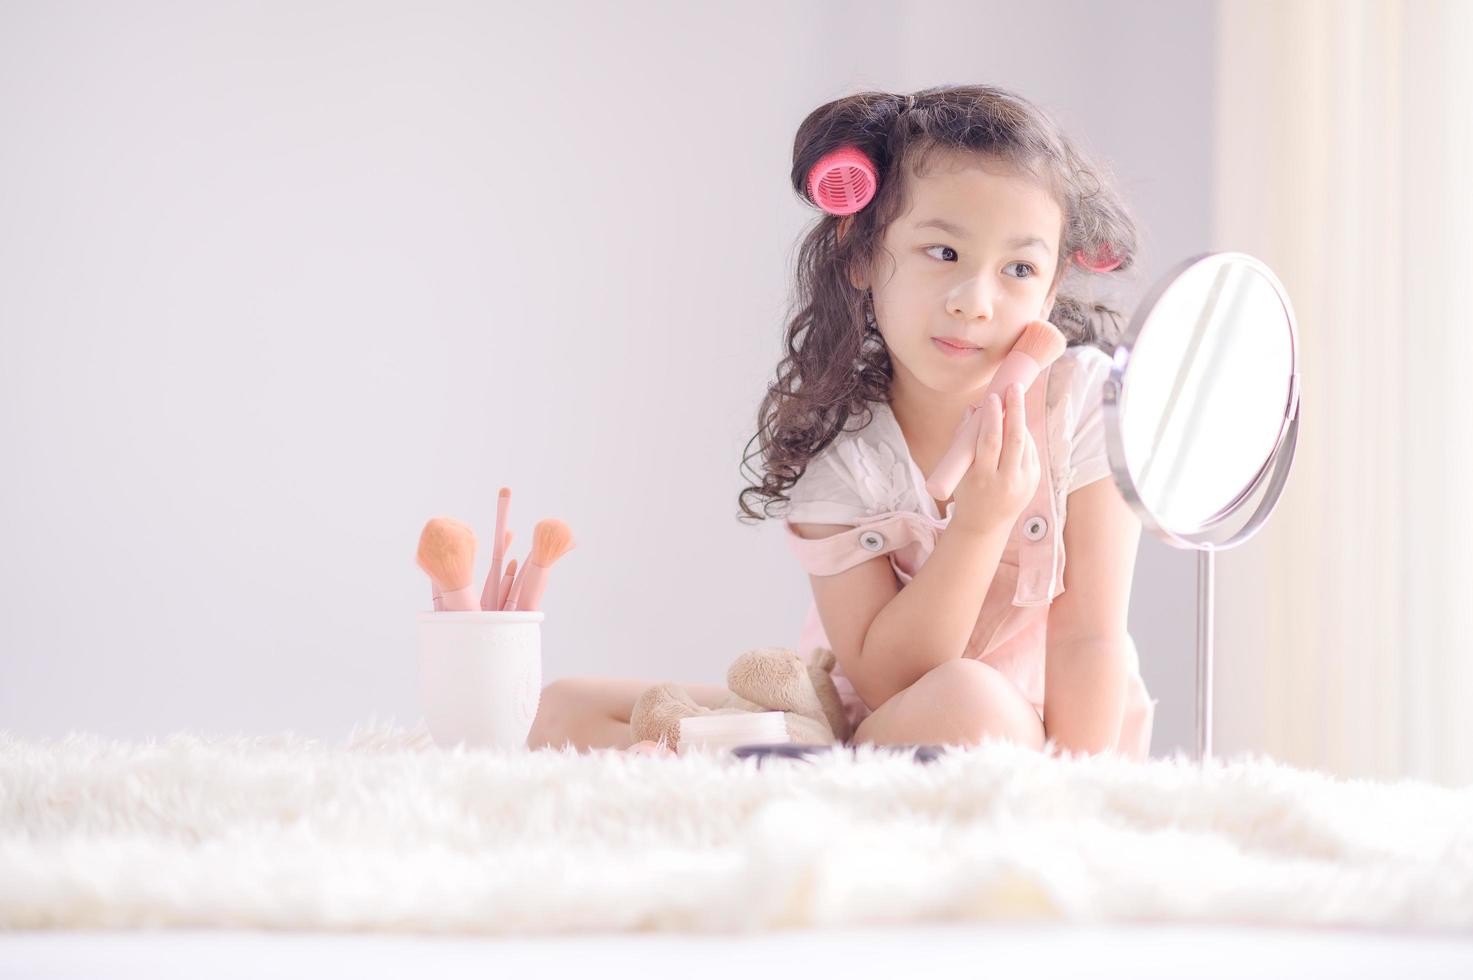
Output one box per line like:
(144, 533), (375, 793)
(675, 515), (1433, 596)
(417, 610), (544, 750)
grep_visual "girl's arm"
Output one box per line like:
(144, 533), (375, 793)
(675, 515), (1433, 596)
(794, 516), (1012, 713)
(1043, 476), (1143, 756)
(853, 519), (1012, 709)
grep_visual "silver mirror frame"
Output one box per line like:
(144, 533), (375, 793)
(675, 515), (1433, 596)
(1099, 251), (1301, 764)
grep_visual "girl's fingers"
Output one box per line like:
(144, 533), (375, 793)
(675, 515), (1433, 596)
(973, 392), (1003, 467)
(998, 383), (1025, 473)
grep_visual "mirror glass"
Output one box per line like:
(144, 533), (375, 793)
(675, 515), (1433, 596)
(1114, 253), (1296, 534)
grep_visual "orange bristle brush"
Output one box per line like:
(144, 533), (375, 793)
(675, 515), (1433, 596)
(416, 517), (480, 612)
(503, 519), (576, 612)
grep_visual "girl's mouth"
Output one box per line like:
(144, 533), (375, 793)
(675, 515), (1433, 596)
(932, 338), (983, 357)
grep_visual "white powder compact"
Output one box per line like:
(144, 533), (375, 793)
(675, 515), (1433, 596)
(677, 711), (789, 756)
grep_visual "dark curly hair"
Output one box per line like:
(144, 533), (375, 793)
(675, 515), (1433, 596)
(736, 84), (1143, 524)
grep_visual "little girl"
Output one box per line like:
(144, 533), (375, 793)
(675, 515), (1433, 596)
(529, 84), (1157, 758)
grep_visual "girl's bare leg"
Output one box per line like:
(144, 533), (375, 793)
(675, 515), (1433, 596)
(851, 658), (1045, 751)
(526, 676), (733, 752)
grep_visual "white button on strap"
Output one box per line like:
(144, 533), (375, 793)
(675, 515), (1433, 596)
(858, 530), (885, 552)
(1023, 516), (1048, 541)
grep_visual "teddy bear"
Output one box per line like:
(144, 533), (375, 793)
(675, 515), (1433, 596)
(628, 646), (854, 753)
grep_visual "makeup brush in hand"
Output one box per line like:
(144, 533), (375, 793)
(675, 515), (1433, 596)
(925, 318), (1068, 502)
(503, 519), (576, 612)
(416, 517), (480, 611)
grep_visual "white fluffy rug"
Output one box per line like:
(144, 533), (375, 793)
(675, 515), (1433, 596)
(2, 722), (1471, 935)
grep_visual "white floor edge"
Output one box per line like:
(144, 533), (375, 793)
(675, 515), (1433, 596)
(3, 923), (1472, 980)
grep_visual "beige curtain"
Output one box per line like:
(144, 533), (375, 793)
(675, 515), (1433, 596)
(1212, 0), (1473, 786)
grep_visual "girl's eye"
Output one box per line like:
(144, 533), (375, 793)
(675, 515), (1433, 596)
(923, 245), (1036, 279)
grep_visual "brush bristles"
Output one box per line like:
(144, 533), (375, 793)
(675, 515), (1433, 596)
(416, 517), (477, 590)
(530, 518), (576, 567)
(1014, 319), (1068, 364)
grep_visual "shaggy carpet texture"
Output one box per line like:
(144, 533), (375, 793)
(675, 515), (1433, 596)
(2, 722), (1470, 935)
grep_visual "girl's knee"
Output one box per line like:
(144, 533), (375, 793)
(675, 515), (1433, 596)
(921, 658), (1003, 703)
(919, 659), (1043, 750)
(538, 676), (624, 718)
(528, 678), (594, 747)
(533, 678), (578, 723)
(540, 677), (587, 706)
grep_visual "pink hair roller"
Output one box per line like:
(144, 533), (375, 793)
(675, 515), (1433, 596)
(1073, 243), (1122, 273)
(807, 145), (878, 216)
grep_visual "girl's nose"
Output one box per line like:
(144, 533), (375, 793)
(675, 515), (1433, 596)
(947, 276), (996, 321)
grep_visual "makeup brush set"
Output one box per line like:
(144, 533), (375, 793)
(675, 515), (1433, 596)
(415, 487), (575, 613)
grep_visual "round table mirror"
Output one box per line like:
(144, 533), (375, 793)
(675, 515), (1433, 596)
(1101, 251), (1301, 763)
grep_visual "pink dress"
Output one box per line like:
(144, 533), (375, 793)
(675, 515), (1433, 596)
(781, 346), (1157, 759)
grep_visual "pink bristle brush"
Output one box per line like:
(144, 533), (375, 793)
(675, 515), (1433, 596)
(480, 487), (512, 611)
(496, 557), (518, 611)
(416, 517), (480, 611)
(924, 319), (1069, 502)
(504, 519), (576, 612)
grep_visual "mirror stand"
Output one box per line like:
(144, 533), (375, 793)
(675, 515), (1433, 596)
(1186, 404), (1300, 762)
(1197, 548), (1214, 762)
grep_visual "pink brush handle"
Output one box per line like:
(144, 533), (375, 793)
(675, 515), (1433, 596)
(496, 564), (516, 611)
(512, 562), (549, 612)
(480, 554), (501, 611)
(438, 583), (480, 611)
(504, 559), (530, 612)
(482, 528), (511, 611)
(432, 584), (443, 611)
(924, 350), (1045, 502)
(483, 497), (511, 611)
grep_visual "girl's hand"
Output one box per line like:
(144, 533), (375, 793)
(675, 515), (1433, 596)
(949, 382), (1041, 535)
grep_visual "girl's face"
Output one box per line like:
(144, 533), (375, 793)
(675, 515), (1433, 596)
(851, 152), (1064, 400)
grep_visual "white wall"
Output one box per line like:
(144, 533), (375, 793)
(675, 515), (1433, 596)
(0, 0), (1214, 755)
